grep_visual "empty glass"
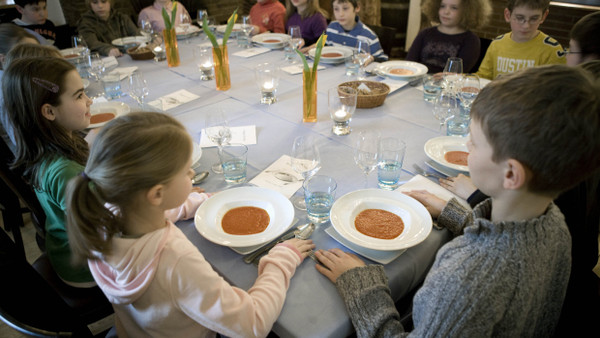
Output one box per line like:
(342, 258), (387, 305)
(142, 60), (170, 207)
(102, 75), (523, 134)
(127, 72), (149, 107)
(328, 86), (357, 135)
(204, 110), (232, 174)
(179, 12), (192, 43)
(285, 25), (302, 62)
(88, 52), (105, 81)
(442, 57), (463, 92)
(238, 15), (253, 48)
(354, 130), (380, 188)
(290, 136), (321, 210)
(458, 74), (480, 113)
(355, 38), (371, 80)
(433, 90), (459, 131)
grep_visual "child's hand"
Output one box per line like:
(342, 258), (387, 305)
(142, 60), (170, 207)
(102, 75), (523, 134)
(439, 174), (477, 200)
(403, 190), (447, 218)
(108, 48), (122, 57)
(315, 248), (365, 283)
(281, 238), (315, 260)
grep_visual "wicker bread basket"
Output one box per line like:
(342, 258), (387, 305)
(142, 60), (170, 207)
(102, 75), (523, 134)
(127, 46), (154, 60)
(338, 81), (390, 108)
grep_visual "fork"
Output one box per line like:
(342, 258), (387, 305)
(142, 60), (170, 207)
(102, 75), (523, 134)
(412, 164), (444, 180)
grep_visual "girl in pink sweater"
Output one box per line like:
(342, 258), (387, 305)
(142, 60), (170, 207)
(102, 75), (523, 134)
(66, 112), (314, 337)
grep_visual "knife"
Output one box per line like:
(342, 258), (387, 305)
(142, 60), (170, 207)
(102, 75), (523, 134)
(243, 230), (297, 264)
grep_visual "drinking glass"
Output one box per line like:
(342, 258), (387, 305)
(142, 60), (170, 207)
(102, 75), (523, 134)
(458, 74), (480, 113)
(254, 62), (280, 105)
(328, 86), (357, 135)
(204, 110), (232, 174)
(354, 130), (380, 188)
(72, 35), (88, 50)
(433, 90), (459, 131)
(197, 9), (208, 24)
(442, 57), (463, 92)
(127, 71), (149, 107)
(219, 144), (248, 184)
(179, 12), (192, 43)
(238, 15), (253, 48)
(194, 46), (214, 80)
(290, 135), (321, 210)
(140, 19), (153, 40)
(285, 25), (302, 62)
(355, 38), (371, 80)
(377, 138), (406, 190)
(88, 52), (105, 81)
(303, 175), (337, 225)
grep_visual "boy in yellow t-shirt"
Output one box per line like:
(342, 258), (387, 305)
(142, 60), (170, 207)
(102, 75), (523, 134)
(476, 0), (566, 79)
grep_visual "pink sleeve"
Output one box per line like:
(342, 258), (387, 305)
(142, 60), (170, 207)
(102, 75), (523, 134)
(164, 192), (212, 222)
(172, 241), (301, 337)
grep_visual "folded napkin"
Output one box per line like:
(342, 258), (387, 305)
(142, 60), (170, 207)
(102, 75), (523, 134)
(249, 155), (304, 199)
(233, 47), (270, 58)
(107, 67), (138, 81)
(101, 56), (118, 68)
(396, 174), (471, 210)
(199, 125), (257, 147)
(147, 89), (200, 111)
(281, 64), (326, 75)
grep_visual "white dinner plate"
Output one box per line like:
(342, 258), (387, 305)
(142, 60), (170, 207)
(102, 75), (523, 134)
(195, 187), (294, 247)
(330, 189), (432, 251)
(216, 24), (242, 34)
(88, 102), (130, 129)
(111, 36), (149, 47)
(251, 33), (289, 49)
(59, 47), (88, 59)
(375, 61), (428, 80)
(309, 46), (353, 64)
(176, 25), (201, 39)
(424, 136), (469, 172)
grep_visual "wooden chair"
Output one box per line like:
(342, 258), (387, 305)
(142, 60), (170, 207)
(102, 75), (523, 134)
(366, 23), (397, 60)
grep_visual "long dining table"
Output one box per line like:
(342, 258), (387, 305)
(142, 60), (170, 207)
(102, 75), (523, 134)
(93, 32), (454, 337)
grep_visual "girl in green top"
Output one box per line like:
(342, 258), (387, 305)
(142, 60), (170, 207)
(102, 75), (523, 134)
(3, 56), (94, 286)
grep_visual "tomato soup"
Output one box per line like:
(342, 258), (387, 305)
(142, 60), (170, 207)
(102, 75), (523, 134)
(90, 112), (115, 124)
(322, 52), (343, 58)
(222, 206), (270, 235)
(263, 39), (281, 43)
(355, 209), (404, 239)
(389, 68), (414, 76)
(444, 151), (469, 166)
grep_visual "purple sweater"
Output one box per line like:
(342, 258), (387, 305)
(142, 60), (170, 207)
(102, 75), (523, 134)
(285, 12), (327, 46)
(406, 26), (480, 73)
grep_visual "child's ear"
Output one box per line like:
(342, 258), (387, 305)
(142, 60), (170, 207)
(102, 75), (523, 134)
(41, 103), (56, 121)
(146, 184), (165, 206)
(540, 9), (549, 24)
(15, 5), (24, 15)
(502, 159), (527, 190)
(503, 8), (511, 23)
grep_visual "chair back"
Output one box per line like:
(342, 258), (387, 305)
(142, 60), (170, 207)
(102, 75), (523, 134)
(366, 24), (397, 59)
(0, 229), (94, 337)
(0, 137), (46, 251)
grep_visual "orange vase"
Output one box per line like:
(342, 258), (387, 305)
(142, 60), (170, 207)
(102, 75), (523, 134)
(212, 45), (231, 91)
(163, 28), (180, 67)
(302, 70), (317, 122)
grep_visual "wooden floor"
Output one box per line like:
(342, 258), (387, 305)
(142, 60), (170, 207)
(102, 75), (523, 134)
(1, 212), (599, 337)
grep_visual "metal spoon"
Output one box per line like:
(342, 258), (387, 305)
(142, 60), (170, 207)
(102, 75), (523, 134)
(192, 171), (209, 184)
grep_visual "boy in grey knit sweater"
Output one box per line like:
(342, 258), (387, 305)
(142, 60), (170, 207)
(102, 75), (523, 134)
(314, 65), (600, 337)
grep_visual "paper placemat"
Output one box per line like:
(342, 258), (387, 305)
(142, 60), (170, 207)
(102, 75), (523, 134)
(281, 64), (326, 75)
(108, 67), (138, 81)
(148, 89), (200, 111)
(199, 125), (257, 147)
(396, 174), (470, 210)
(233, 47), (270, 58)
(249, 155), (303, 199)
(325, 226), (406, 264)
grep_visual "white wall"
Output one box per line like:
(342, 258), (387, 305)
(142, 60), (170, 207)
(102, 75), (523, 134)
(47, 0), (66, 26)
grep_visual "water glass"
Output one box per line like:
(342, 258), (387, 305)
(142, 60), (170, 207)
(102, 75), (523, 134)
(127, 71), (149, 107)
(329, 86), (357, 135)
(344, 52), (360, 77)
(101, 73), (122, 99)
(219, 144), (248, 184)
(377, 138), (406, 190)
(72, 35), (87, 49)
(179, 12), (192, 43)
(303, 175), (337, 224)
(423, 73), (443, 102)
(355, 38), (371, 80)
(446, 114), (470, 137)
(238, 15), (253, 48)
(194, 46), (214, 81)
(285, 25), (301, 62)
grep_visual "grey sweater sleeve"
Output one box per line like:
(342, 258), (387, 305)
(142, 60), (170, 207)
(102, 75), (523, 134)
(335, 265), (407, 338)
(437, 198), (471, 235)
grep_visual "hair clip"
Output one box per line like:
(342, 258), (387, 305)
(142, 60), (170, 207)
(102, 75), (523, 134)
(32, 77), (59, 93)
